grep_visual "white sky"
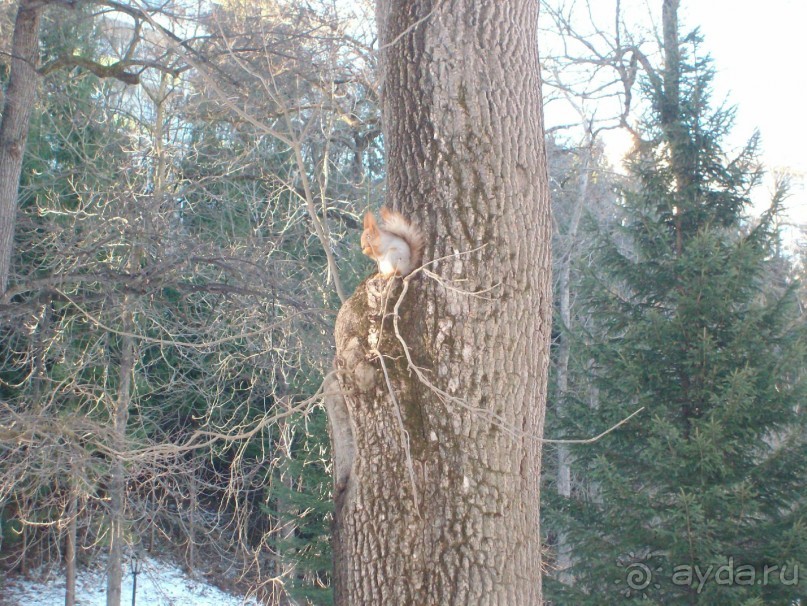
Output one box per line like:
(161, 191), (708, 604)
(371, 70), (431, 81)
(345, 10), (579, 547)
(690, 0), (806, 177)
(540, 0), (806, 234)
(667, 1), (807, 236)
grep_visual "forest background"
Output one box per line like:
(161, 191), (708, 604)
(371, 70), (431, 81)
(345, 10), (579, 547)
(0, 0), (804, 604)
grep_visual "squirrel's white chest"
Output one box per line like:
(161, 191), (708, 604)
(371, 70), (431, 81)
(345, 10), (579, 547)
(377, 237), (412, 276)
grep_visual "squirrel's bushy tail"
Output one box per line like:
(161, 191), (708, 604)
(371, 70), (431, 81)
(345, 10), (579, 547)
(380, 206), (425, 271)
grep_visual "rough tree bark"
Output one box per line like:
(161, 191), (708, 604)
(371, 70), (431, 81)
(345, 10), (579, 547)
(329, 1), (551, 604)
(0, 0), (43, 295)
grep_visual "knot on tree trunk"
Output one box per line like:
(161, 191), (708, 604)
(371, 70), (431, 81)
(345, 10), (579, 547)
(335, 273), (412, 374)
(328, 273), (430, 603)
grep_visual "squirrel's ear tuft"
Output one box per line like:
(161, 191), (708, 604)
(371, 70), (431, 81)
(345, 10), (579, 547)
(363, 212), (376, 229)
(379, 206), (392, 221)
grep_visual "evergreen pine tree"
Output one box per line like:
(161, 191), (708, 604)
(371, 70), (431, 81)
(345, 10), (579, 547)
(545, 18), (807, 606)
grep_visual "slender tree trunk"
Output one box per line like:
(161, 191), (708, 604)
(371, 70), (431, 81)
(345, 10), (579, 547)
(107, 309), (134, 606)
(187, 469), (196, 574)
(148, 493), (156, 553)
(554, 141), (591, 578)
(661, 0), (681, 129)
(0, 0), (42, 296)
(660, 0), (689, 262)
(330, 1), (551, 604)
(65, 466), (78, 606)
(20, 525), (28, 575)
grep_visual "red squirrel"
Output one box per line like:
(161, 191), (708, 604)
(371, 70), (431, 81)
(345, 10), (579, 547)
(360, 206), (424, 277)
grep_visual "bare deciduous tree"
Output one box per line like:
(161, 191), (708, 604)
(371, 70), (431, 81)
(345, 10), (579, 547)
(2, 2), (383, 604)
(0, 0), (41, 295)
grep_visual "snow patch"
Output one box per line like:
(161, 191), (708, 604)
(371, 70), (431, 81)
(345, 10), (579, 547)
(2, 556), (260, 606)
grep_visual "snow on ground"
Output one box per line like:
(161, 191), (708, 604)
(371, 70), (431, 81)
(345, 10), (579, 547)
(2, 556), (260, 606)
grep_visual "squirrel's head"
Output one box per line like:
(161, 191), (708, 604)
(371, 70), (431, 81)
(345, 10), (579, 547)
(361, 212), (379, 256)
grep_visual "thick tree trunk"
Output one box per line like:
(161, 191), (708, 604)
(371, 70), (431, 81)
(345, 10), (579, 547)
(0, 0), (42, 296)
(330, 1), (551, 604)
